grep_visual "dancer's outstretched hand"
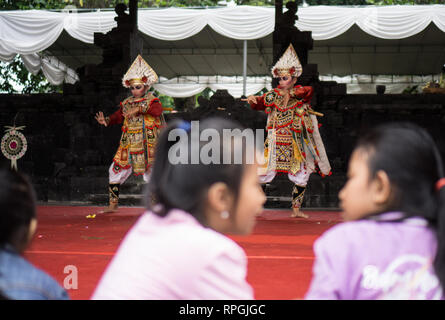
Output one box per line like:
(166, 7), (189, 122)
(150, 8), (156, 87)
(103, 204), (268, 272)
(241, 95), (258, 105)
(95, 111), (107, 127)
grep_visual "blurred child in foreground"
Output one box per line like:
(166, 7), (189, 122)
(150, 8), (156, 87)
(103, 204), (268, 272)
(0, 169), (69, 300)
(93, 118), (266, 299)
(306, 123), (445, 299)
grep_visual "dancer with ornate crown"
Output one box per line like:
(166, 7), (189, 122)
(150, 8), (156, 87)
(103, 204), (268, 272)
(95, 55), (164, 213)
(244, 44), (331, 218)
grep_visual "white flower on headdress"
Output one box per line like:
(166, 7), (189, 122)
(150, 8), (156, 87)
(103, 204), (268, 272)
(122, 54), (158, 88)
(271, 44), (303, 78)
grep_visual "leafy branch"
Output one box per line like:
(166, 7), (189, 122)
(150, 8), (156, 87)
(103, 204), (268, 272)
(0, 56), (62, 94)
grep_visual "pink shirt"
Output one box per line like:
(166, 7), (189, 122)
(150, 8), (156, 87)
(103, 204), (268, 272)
(92, 209), (253, 300)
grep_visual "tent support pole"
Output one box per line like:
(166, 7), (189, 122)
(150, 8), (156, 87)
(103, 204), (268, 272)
(243, 40), (247, 97)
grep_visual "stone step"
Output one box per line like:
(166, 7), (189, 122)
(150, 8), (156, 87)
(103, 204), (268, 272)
(88, 193), (145, 206)
(88, 193), (296, 209)
(46, 191), (338, 210)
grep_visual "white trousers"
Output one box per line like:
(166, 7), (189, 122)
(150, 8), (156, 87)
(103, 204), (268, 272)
(259, 163), (311, 186)
(108, 163), (151, 184)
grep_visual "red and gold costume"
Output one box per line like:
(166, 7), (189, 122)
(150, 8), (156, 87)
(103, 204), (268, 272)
(248, 44), (331, 215)
(250, 85), (327, 176)
(107, 91), (163, 176)
(99, 54), (164, 213)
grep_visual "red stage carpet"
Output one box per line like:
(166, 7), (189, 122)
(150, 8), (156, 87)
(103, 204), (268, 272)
(25, 206), (342, 300)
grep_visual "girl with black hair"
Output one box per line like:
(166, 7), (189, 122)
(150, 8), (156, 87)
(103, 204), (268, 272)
(305, 122), (445, 299)
(0, 169), (68, 300)
(93, 117), (266, 299)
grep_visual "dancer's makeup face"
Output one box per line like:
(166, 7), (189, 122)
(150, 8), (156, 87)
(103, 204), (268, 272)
(279, 76), (296, 90)
(130, 84), (147, 97)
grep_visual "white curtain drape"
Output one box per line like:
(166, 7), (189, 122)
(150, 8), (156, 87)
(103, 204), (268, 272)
(0, 53), (79, 85)
(297, 5), (445, 40)
(1, 5), (444, 87)
(153, 76), (272, 98)
(64, 10), (116, 43)
(0, 10), (65, 55)
(154, 74), (433, 97)
(2, 5), (445, 53)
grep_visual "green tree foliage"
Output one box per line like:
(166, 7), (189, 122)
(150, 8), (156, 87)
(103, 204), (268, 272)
(4, 0), (440, 10)
(304, 0), (367, 4)
(1, 0), (68, 10)
(0, 56), (62, 94)
(366, 0), (442, 4)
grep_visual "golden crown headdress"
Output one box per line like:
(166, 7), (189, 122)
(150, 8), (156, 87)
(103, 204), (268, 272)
(271, 44), (303, 78)
(122, 54), (158, 88)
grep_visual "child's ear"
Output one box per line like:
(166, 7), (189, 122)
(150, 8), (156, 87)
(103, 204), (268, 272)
(207, 182), (232, 213)
(372, 170), (392, 206)
(28, 218), (37, 243)
(206, 183), (235, 233)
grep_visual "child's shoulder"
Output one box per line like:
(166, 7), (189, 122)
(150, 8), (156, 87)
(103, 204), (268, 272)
(323, 219), (376, 235)
(138, 209), (241, 251)
(315, 219), (381, 250)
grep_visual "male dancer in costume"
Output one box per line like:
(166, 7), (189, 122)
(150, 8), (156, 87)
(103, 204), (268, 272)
(95, 55), (164, 213)
(244, 44), (331, 218)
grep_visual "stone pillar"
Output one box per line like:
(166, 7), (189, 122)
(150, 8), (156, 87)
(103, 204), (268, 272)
(272, 1), (346, 105)
(66, 2), (144, 102)
(273, 1), (316, 87)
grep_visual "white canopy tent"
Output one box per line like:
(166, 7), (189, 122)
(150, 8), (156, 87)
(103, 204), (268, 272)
(1, 5), (445, 96)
